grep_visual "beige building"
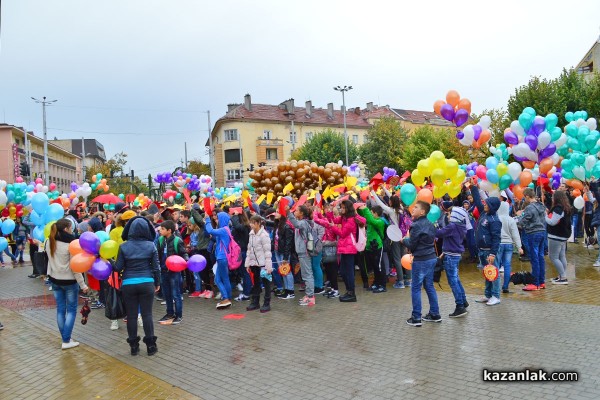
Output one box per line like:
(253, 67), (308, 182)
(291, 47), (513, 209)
(576, 35), (600, 82)
(0, 124), (82, 192)
(208, 94), (451, 187)
(52, 138), (107, 179)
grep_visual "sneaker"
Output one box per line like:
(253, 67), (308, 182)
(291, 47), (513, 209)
(390, 267), (397, 277)
(594, 261), (600, 267)
(539, 283), (546, 289)
(216, 299), (232, 309)
(369, 284), (378, 291)
(393, 281), (405, 289)
(499, 266), (504, 272)
(90, 301), (105, 309)
(299, 296), (315, 306)
(486, 296), (501, 306)
(203, 290), (214, 299)
(236, 283), (244, 291)
(552, 278), (569, 285)
(246, 303), (260, 311)
(339, 292), (357, 302)
(404, 280), (412, 287)
(160, 301), (167, 305)
(79, 293), (91, 300)
(171, 317), (182, 325)
(326, 289), (340, 298)
(110, 320), (119, 330)
(502, 289), (510, 294)
(372, 286), (387, 293)
(188, 291), (202, 298)
(449, 307), (468, 318)
(158, 314), (175, 325)
(282, 291), (295, 300)
(155, 296), (164, 302)
(28, 273), (40, 278)
(137, 314), (143, 327)
(313, 287), (326, 295)
(214, 292), (222, 300)
(61, 339), (80, 350)
(475, 297), (490, 303)
(422, 313), (442, 323)
(274, 289), (285, 297)
(463, 300), (469, 308)
(123, 316), (127, 323)
(234, 294), (250, 302)
(522, 284), (540, 291)
(406, 317), (422, 327)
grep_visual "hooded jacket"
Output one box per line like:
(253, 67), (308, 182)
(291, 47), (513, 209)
(114, 217), (160, 285)
(274, 218), (295, 260)
(287, 211), (312, 257)
(518, 201), (546, 234)
(314, 211), (366, 255)
(402, 216), (436, 261)
(190, 208), (211, 250)
(435, 222), (467, 256)
(471, 189), (502, 255)
(357, 207), (386, 251)
(231, 214), (250, 251)
(498, 202), (522, 248)
(205, 212), (232, 261)
(245, 227), (272, 270)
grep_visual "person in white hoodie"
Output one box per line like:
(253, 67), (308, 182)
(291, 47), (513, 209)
(245, 215), (273, 313)
(497, 202), (523, 293)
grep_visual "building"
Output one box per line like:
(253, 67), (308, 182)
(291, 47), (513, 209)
(576, 35), (600, 82)
(0, 124), (82, 193)
(207, 94), (451, 187)
(52, 138), (107, 178)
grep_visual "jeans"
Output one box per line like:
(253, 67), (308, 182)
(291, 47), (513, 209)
(573, 213), (582, 238)
(52, 283), (79, 343)
(311, 253), (324, 289)
(15, 236), (26, 261)
(497, 244), (513, 291)
(298, 256), (314, 296)
(161, 270), (183, 318)
(548, 239), (567, 279)
(411, 258), (439, 320)
(0, 247), (17, 263)
(121, 283), (155, 340)
(526, 231), (546, 287)
(271, 252), (283, 290)
(339, 254), (356, 292)
(479, 250), (500, 299)
(215, 258), (232, 300)
(443, 255), (467, 307)
(275, 253), (294, 291)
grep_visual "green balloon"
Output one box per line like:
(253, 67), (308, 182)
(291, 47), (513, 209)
(565, 111), (574, 122)
(427, 204), (441, 223)
(545, 113), (558, 130)
(499, 174), (513, 190)
(400, 183), (417, 206)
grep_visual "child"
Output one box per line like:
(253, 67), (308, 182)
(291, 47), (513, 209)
(517, 188), (548, 291)
(245, 215), (273, 313)
(205, 211), (234, 309)
(287, 205), (316, 307)
(497, 202), (523, 293)
(157, 220), (189, 325)
(402, 201), (440, 327)
(435, 206), (469, 318)
(356, 205), (387, 293)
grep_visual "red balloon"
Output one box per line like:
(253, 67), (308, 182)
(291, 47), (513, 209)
(166, 255), (187, 272)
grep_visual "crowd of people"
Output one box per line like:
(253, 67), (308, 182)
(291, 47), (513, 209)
(2, 176), (598, 351)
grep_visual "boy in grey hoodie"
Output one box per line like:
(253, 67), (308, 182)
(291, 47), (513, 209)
(517, 188), (547, 291)
(497, 202), (523, 293)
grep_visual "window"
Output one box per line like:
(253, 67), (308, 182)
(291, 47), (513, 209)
(224, 149), (242, 163)
(289, 131), (297, 143)
(305, 132), (313, 141)
(352, 135), (359, 144)
(224, 129), (238, 141)
(266, 148), (278, 160)
(226, 169), (242, 180)
(263, 130), (272, 139)
(363, 135), (369, 144)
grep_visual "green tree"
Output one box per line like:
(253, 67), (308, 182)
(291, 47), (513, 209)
(86, 151), (128, 181)
(187, 159), (211, 177)
(471, 108), (511, 146)
(360, 116), (409, 175)
(291, 128), (359, 166)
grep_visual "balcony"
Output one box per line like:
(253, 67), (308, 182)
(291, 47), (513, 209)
(256, 138), (283, 146)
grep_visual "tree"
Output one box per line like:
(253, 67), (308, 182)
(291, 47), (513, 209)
(291, 128), (359, 166)
(360, 117), (409, 175)
(187, 159), (211, 177)
(86, 151), (128, 181)
(471, 108), (511, 146)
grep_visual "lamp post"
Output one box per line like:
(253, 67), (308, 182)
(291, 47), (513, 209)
(203, 110), (215, 187)
(333, 85), (352, 166)
(31, 96), (57, 185)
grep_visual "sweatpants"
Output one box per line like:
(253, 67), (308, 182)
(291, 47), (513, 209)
(298, 256), (314, 296)
(366, 248), (386, 287)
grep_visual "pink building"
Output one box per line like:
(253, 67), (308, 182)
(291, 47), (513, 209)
(0, 124), (82, 193)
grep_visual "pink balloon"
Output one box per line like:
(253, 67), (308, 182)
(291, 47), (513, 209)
(476, 165), (487, 180)
(166, 255), (187, 272)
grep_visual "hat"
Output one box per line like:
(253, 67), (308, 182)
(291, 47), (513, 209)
(500, 190), (508, 199)
(462, 200), (471, 206)
(78, 221), (89, 232)
(440, 201), (454, 212)
(114, 202), (128, 214)
(121, 210), (136, 221)
(450, 207), (468, 225)
(88, 217), (104, 233)
(147, 203), (159, 215)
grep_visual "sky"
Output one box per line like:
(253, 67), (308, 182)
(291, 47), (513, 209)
(1, 0), (599, 179)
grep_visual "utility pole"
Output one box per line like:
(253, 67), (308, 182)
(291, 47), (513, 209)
(184, 141), (188, 169)
(334, 86), (353, 166)
(31, 96), (57, 185)
(207, 110), (215, 187)
(81, 137), (86, 182)
(23, 126), (30, 179)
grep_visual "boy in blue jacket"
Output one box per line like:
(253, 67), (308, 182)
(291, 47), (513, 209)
(470, 182), (502, 306)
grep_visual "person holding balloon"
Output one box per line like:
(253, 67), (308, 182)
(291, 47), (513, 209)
(46, 218), (89, 350)
(114, 216), (160, 356)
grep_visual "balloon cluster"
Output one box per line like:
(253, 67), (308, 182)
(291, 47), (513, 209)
(172, 171), (212, 193)
(71, 182), (92, 199)
(411, 151), (465, 199)
(556, 112), (600, 184)
(504, 107), (560, 164)
(90, 173), (109, 192)
(489, 143), (510, 161)
(456, 116), (492, 149)
(347, 163), (361, 178)
(29, 193), (68, 242)
(382, 167), (397, 182)
(211, 183), (244, 200)
(154, 172), (174, 184)
(162, 189), (181, 202)
(69, 231), (120, 279)
(166, 254), (207, 273)
(433, 90), (472, 127)
(249, 160), (347, 197)
(399, 184), (440, 223)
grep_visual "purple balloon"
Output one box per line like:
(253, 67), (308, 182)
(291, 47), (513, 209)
(504, 131), (519, 145)
(440, 104), (455, 121)
(453, 109), (469, 127)
(552, 180), (560, 190)
(187, 254), (207, 273)
(524, 134), (538, 151)
(79, 231), (101, 255)
(70, 182), (78, 191)
(538, 143), (557, 159)
(532, 116), (546, 135)
(473, 125), (482, 141)
(90, 258), (112, 280)
(513, 155), (528, 162)
(456, 131), (464, 140)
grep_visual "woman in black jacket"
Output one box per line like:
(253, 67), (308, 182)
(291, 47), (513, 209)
(546, 191), (572, 284)
(273, 212), (296, 299)
(115, 217), (160, 356)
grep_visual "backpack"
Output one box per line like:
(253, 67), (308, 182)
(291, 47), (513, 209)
(304, 221), (323, 257)
(351, 218), (367, 252)
(221, 227), (243, 270)
(158, 236), (181, 262)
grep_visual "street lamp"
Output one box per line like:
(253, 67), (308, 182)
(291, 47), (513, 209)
(333, 85), (352, 166)
(31, 96), (57, 185)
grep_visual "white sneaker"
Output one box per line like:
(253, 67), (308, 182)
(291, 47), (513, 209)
(61, 339), (80, 350)
(215, 292), (222, 300)
(234, 294), (249, 301)
(475, 297), (490, 303)
(486, 296), (501, 306)
(593, 261), (600, 267)
(110, 320), (119, 330)
(137, 314), (143, 327)
(236, 283), (244, 291)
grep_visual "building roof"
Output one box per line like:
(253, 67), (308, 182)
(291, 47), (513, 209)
(0, 124), (82, 159)
(390, 108), (453, 126)
(576, 35), (600, 70)
(65, 139), (107, 161)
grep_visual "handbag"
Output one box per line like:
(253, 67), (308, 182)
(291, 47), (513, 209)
(322, 242), (338, 264)
(33, 251), (49, 275)
(105, 272), (126, 320)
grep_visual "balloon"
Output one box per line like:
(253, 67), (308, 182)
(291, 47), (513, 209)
(70, 252), (96, 273)
(417, 159), (432, 177)
(79, 231), (101, 255)
(573, 196), (585, 210)
(457, 98), (472, 114)
(31, 192), (50, 214)
(446, 90), (460, 107)
(496, 163), (508, 177)
(454, 109), (469, 127)
(519, 171), (533, 187)
(519, 112), (534, 130)
(539, 143), (556, 160)
(411, 169), (425, 186)
(0, 237), (7, 252)
(539, 158), (553, 174)
(69, 239), (84, 256)
(537, 131), (551, 150)
(445, 159), (459, 177)
(400, 183), (417, 206)
(1, 219), (15, 235)
(476, 165), (487, 180)
(187, 254), (207, 272)
(532, 116), (546, 135)
(485, 157), (498, 170)
(45, 203), (65, 223)
(417, 188), (433, 204)
(32, 226), (45, 242)
(99, 240), (119, 259)
(401, 254), (413, 270)
(427, 204), (441, 223)
(166, 255), (187, 272)
(524, 134), (538, 151)
(95, 230), (110, 244)
(504, 130), (519, 145)
(440, 104), (455, 121)
(498, 174), (513, 190)
(43, 221), (55, 239)
(90, 258), (112, 280)
(486, 169), (499, 184)
(433, 100), (445, 115)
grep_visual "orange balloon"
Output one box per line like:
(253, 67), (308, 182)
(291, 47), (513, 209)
(457, 98), (472, 114)
(61, 198), (71, 209)
(91, 175), (97, 183)
(477, 130), (491, 146)
(70, 253), (95, 273)
(519, 171), (533, 187)
(401, 254), (413, 270)
(68, 239), (84, 256)
(566, 179), (584, 190)
(584, 194), (589, 201)
(522, 161), (536, 169)
(539, 158), (553, 174)
(417, 188), (433, 204)
(512, 185), (524, 200)
(446, 90), (460, 107)
(572, 189), (581, 198)
(433, 100), (445, 116)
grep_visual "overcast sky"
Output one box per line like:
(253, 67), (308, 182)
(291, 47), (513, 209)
(1, 0), (599, 179)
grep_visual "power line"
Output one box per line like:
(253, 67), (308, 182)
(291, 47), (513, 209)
(52, 104), (201, 113)
(48, 127), (206, 135)
(135, 152), (206, 174)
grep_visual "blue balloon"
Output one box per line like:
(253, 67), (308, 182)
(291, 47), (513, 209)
(7, 191), (15, 202)
(32, 226), (45, 242)
(31, 192), (50, 214)
(45, 203), (65, 224)
(0, 237), (8, 252)
(486, 169), (499, 184)
(1, 219), (16, 235)
(29, 210), (44, 226)
(95, 231), (110, 244)
(485, 157), (498, 170)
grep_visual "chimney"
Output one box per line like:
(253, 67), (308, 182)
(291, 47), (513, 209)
(305, 100), (312, 117)
(354, 107), (361, 115)
(327, 103), (334, 119)
(227, 103), (239, 112)
(244, 93), (252, 111)
(366, 102), (373, 112)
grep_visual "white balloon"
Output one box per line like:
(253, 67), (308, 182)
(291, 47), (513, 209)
(479, 115), (492, 130)
(42, 185), (49, 193)
(586, 118), (597, 131)
(551, 153), (560, 165)
(549, 167), (557, 176)
(537, 131), (551, 150)
(463, 125), (475, 140)
(585, 155), (596, 172)
(573, 166), (586, 181)
(512, 143), (531, 158)
(0, 191), (7, 205)
(574, 196), (585, 210)
(479, 180), (494, 193)
(555, 133), (568, 148)
(531, 169), (539, 180)
(0, 180), (6, 190)
(488, 189), (500, 198)
(511, 120), (525, 136)
(575, 119), (585, 127)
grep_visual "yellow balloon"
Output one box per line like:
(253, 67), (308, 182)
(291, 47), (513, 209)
(43, 221), (55, 239)
(429, 151), (446, 170)
(433, 184), (447, 199)
(448, 184), (462, 198)
(496, 163), (508, 177)
(99, 240), (119, 260)
(411, 169), (425, 186)
(454, 169), (466, 183)
(445, 159), (459, 177)
(417, 159), (432, 177)
(431, 168), (446, 186)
